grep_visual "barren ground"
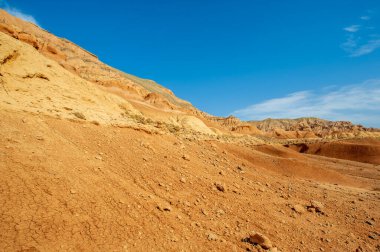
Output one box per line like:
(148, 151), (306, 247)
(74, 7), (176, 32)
(1, 110), (379, 252)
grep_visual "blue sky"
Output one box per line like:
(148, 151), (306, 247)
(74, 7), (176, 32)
(1, 0), (380, 127)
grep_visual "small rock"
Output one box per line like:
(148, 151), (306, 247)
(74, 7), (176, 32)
(170, 236), (179, 242)
(201, 209), (208, 216)
(180, 177), (186, 183)
(206, 232), (219, 241)
(216, 209), (225, 216)
(356, 246), (364, 252)
(214, 182), (225, 192)
(70, 189), (77, 194)
(237, 165), (244, 171)
(307, 200), (324, 214)
(182, 154), (190, 161)
(292, 204), (306, 214)
(157, 204), (172, 212)
(248, 232), (273, 249)
(36, 136), (44, 141)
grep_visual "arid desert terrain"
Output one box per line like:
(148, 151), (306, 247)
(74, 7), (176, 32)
(0, 9), (379, 252)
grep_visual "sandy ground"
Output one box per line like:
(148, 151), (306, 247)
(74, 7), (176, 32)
(1, 109), (379, 252)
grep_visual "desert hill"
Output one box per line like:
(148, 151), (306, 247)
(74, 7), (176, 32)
(0, 9), (380, 252)
(249, 117), (378, 139)
(0, 9), (192, 111)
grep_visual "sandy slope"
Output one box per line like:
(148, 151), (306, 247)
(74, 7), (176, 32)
(1, 110), (379, 251)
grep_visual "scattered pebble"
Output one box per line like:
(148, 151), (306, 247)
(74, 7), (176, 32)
(182, 154), (190, 161)
(206, 231), (219, 241)
(214, 182), (225, 192)
(157, 204), (172, 212)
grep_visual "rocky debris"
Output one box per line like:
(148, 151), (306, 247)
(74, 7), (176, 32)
(36, 135), (44, 141)
(73, 112), (86, 120)
(244, 232), (273, 250)
(180, 177), (186, 183)
(368, 232), (377, 240)
(182, 154), (190, 161)
(291, 204), (306, 214)
(214, 182), (225, 192)
(201, 209), (208, 216)
(216, 209), (225, 217)
(237, 165), (246, 173)
(356, 246), (364, 252)
(157, 204), (172, 212)
(307, 200), (324, 214)
(365, 219), (375, 226)
(23, 72), (50, 81)
(206, 231), (219, 241)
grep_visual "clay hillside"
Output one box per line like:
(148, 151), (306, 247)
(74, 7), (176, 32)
(0, 9), (379, 252)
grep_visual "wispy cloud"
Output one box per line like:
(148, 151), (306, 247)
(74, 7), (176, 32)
(233, 79), (380, 127)
(0, 0), (39, 26)
(344, 25), (360, 33)
(349, 38), (380, 57)
(341, 13), (380, 57)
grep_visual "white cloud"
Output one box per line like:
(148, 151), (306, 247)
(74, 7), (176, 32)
(344, 25), (360, 33)
(233, 79), (380, 127)
(341, 14), (380, 57)
(0, 0), (39, 26)
(349, 39), (380, 57)
(341, 34), (357, 51)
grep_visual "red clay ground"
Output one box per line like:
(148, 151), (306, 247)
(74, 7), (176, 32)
(287, 139), (380, 165)
(1, 109), (379, 252)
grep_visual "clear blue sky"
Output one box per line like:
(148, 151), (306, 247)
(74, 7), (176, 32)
(1, 0), (380, 127)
